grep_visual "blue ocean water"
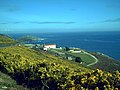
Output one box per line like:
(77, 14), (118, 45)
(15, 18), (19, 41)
(9, 31), (120, 61)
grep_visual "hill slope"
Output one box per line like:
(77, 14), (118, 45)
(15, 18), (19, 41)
(89, 52), (120, 72)
(0, 46), (87, 71)
(0, 46), (120, 90)
(0, 71), (27, 90)
(0, 46), (88, 89)
(0, 34), (17, 45)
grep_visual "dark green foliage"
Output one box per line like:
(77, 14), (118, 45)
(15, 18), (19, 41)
(0, 71), (27, 90)
(75, 57), (82, 63)
(65, 46), (70, 51)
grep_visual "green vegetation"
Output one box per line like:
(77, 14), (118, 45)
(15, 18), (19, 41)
(0, 34), (16, 45)
(0, 46), (120, 89)
(69, 52), (96, 65)
(0, 71), (27, 90)
(49, 48), (96, 65)
(65, 46), (70, 51)
(89, 52), (120, 72)
(18, 35), (43, 42)
(49, 48), (120, 72)
(75, 57), (82, 63)
(0, 34), (120, 89)
(0, 46), (88, 89)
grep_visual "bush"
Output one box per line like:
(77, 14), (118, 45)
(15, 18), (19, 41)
(0, 46), (120, 90)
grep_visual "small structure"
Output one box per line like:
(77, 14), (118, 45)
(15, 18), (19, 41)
(72, 50), (82, 53)
(67, 56), (73, 60)
(66, 54), (75, 61)
(43, 44), (56, 51)
(69, 50), (82, 53)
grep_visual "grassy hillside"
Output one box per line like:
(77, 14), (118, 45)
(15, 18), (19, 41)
(48, 48), (120, 72)
(49, 48), (96, 65)
(89, 52), (120, 72)
(0, 71), (27, 90)
(0, 46), (120, 90)
(0, 34), (17, 45)
(0, 46), (88, 89)
(0, 46), (87, 71)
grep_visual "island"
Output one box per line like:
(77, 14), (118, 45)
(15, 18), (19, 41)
(18, 35), (44, 42)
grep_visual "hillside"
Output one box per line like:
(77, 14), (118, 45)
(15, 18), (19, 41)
(0, 46), (88, 89)
(0, 71), (27, 90)
(0, 34), (17, 45)
(47, 48), (120, 72)
(0, 46), (120, 90)
(89, 52), (120, 72)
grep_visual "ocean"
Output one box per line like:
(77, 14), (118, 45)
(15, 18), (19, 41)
(9, 31), (120, 61)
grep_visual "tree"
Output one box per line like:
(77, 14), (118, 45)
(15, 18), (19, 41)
(75, 57), (82, 63)
(65, 47), (70, 51)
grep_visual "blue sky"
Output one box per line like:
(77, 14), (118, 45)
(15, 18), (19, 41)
(0, 0), (120, 33)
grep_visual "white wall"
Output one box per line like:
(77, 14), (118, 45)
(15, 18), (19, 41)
(44, 45), (56, 49)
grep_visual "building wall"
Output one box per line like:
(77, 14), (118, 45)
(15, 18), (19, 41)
(43, 44), (56, 51)
(44, 45), (56, 49)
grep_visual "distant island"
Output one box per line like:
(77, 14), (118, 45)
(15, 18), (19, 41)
(18, 35), (44, 42)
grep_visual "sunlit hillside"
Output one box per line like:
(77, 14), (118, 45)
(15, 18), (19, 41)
(0, 46), (120, 90)
(0, 34), (16, 44)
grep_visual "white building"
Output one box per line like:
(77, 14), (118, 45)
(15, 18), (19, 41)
(69, 50), (82, 53)
(43, 44), (56, 51)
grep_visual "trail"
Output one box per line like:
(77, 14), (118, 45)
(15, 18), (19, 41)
(83, 51), (98, 66)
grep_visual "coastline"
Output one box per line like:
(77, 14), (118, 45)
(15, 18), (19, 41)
(7, 31), (120, 61)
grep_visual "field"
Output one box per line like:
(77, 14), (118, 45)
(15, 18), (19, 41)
(49, 48), (97, 66)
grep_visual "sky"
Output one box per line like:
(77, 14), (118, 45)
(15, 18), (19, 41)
(0, 0), (120, 33)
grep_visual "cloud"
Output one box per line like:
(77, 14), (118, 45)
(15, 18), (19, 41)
(7, 7), (21, 12)
(0, 22), (9, 24)
(0, 21), (22, 24)
(30, 21), (76, 24)
(87, 18), (120, 24)
(0, 4), (21, 12)
(70, 8), (77, 11)
(102, 18), (120, 23)
(12, 22), (22, 24)
(0, 21), (76, 25)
